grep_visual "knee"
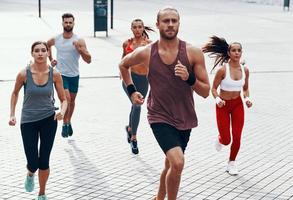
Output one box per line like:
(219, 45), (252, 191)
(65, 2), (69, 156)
(27, 164), (38, 173)
(171, 158), (185, 174)
(221, 136), (231, 146)
(39, 161), (49, 171)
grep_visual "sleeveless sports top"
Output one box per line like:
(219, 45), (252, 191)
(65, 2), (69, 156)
(124, 38), (149, 55)
(220, 63), (245, 92)
(124, 39), (134, 55)
(21, 66), (55, 124)
(55, 34), (80, 77)
(147, 40), (198, 130)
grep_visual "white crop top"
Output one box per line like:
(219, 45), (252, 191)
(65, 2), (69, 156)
(220, 63), (245, 92)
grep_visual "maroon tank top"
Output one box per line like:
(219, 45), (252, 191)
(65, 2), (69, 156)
(147, 40), (198, 130)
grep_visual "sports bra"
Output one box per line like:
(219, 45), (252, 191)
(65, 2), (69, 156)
(124, 39), (134, 55)
(124, 38), (149, 55)
(220, 63), (245, 92)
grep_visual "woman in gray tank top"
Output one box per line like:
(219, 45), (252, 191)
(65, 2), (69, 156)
(9, 41), (67, 200)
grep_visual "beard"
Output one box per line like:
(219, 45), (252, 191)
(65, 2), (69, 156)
(64, 26), (73, 32)
(160, 29), (178, 40)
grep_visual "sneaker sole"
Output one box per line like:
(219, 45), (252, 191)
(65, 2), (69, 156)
(131, 148), (139, 154)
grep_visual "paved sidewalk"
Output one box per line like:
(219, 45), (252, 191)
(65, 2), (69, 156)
(0, 0), (292, 199)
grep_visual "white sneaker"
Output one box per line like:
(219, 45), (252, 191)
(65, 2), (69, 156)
(226, 161), (239, 175)
(215, 139), (223, 152)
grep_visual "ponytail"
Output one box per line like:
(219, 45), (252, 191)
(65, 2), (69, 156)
(143, 26), (155, 39)
(202, 36), (230, 71)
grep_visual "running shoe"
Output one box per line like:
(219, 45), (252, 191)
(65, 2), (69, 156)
(61, 124), (68, 138)
(24, 174), (35, 192)
(68, 123), (73, 136)
(37, 195), (48, 200)
(226, 161), (239, 175)
(130, 140), (139, 154)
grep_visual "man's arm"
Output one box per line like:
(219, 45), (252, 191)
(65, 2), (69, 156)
(119, 45), (150, 105)
(47, 37), (57, 66)
(75, 39), (91, 64)
(119, 45), (150, 86)
(47, 38), (55, 62)
(189, 46), (210, 98)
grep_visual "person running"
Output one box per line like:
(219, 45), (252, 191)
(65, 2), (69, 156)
(47, 13), (91, 138)
(119, 7), (210, 200)
(9, 41), (67, 200)
(202, 36), (253, 175)
(122, 18), (154, 154)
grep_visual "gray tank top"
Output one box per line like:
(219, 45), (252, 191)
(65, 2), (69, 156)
(147, 40), (198, 130)
(55, 34), (80, 77)
(21, 66), (55, 124)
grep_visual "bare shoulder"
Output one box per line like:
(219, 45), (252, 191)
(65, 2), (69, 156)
(185, 42), (204, 66)
(52, 68), (61, 80)
(122, 40), (129, 48)
(19, 68), (27, 78)
(216, 65), (226, 76)
(16, 68), (27, 83)
(53, 68), (61, 75)
(186, 42), (202, 54)
(186, 43), (204, 61)
(244, 66), (249, 74)
(77, 38), (86, 44)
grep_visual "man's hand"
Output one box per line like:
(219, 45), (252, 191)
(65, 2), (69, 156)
(50, 59), (57, 67)
(73, 41), (83, 54)
(130, 92), (144, 105)
(174, 60), (189, 81)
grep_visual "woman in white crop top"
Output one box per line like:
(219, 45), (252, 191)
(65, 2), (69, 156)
(203, 36), (252, 176)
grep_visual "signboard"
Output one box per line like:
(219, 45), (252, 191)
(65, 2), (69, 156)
(94, 0), (108, 36)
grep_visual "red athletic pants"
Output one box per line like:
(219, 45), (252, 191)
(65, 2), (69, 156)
(216, 96), (244, 161)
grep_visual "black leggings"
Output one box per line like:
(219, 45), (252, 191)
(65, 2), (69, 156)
(20, 114), (57, 173)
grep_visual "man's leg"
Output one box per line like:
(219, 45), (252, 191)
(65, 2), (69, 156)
(67, 92), (77, 123)
(63, 89), (71, 124)
(150, 123), (188, 200)
(63, 75), (78, 124)
(165, 147), (185, 200)
(156, 158), (170, 200)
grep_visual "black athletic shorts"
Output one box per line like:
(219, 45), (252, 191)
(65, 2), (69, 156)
(150, 123), (191, 154)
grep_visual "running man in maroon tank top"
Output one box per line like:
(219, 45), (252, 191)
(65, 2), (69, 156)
(119, 7), (210, 200)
